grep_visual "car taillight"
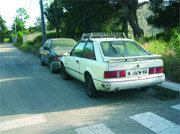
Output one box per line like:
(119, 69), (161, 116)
(104, 71), (118, 78)
(104, 70), (126, 78)
(149, 67), (163, 74)
(156, 67), (163, 73)
(119, 70), (126, 77)
(149, 68), (155, 74)
(54, 56), (59, 60)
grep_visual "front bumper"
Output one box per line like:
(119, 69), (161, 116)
(93, 74), (165, 92)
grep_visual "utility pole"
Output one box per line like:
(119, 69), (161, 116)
(39, 0), (46, 44)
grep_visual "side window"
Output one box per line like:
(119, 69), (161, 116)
(71, 42), (85, 57)
(82, 42), (95, 60)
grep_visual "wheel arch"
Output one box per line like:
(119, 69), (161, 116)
(84, 71), (91, 79)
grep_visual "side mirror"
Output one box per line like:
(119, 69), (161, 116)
(64, 52), (69, 56)
(44, 47), (49, 50)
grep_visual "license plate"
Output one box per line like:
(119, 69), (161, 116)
(127, 69), (148, 76)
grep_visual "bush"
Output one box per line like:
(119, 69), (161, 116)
(17, 31), (23, 43)
(137, 27), (180, 83)
(162, 54), (180, 83)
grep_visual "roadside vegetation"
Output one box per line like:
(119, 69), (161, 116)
(138, 27), (180, 83)
(15, 32), (56, 55)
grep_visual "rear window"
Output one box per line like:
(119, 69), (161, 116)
(51, 39), (77, 49)
(101, 41), (149, 57)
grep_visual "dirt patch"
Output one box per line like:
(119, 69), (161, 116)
(152, 86), (180, 101)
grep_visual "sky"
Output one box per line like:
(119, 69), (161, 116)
(0, 0), (40, 29)
(0, 0), (148, 29)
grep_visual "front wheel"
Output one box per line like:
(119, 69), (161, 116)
(85, 74), (98, 98)
(60, 63), (70, 80)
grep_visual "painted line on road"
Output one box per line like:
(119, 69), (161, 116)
(75, 123), (115, 134)
(0, 115), (47, 132)
(130, 112), (180, 134)
(171, 104), (180, 111)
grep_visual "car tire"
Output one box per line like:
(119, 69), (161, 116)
(50, 61), (56, 73)
(40, 57), (45, 66)
(85, 74), (98, 98)
(61, 63), (70, 80)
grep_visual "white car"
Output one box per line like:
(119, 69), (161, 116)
(60, 33), (165, 97)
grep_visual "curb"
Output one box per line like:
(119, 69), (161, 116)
(157, 81), (180, 92)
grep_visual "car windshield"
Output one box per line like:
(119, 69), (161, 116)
(52, 39), (77, 49)
(101, 41), (149, 57)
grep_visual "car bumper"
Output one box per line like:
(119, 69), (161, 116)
(93, 74), (165, 92)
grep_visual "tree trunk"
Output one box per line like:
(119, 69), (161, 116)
(56, 26), (60, 38)
(128, 10), (144, 38)
(54, 0), (60, 38)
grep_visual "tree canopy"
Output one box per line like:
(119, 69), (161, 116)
(12, 8), (29, 33)
(44, 0), (144, 38)
(0, 15), (8, 43)
(147, 0), (180, 29)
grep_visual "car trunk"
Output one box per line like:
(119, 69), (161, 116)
(103, 55), (163, 78)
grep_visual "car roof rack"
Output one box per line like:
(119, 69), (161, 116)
(80, 32), (126, 41)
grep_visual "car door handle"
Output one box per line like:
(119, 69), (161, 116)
(76, 60), (79, 63)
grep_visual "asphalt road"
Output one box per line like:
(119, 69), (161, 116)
(0, 43), (180, 134)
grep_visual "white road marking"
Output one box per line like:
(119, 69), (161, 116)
(171, 104), (180, 111)
(130, 112), (180, 134)
(75, 123), (115, 134)
(0, 115), (47, 132)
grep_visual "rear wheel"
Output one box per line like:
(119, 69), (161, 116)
(85, 74), (98, 98)
(61, 63), (70, 80)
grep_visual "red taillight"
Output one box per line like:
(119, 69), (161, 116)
(54, 56), (59, 60)
(149, 68), (155, 74)
(156, 67), (163, 73)
(104, 70), (126, 78)
(104, 71), (118, 78)
(119, 70), (126, 77)
(149, 67), (163, 74)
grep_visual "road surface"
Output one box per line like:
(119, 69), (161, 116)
(0, 43), (180, 134)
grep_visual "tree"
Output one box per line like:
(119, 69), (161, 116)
(44, 0), (63, 37)
(12, 8), (29, 33)
(147, 0), (180, 29)
(111, 0), (144, 38)
(0, 15), (8, 43)
(34, 16), (42, 31)
(45, 0), (143, 38)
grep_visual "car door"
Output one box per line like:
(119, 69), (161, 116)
(41, 40), (48, 62)
(80, 41), (96, 81)
(65, 42), (86, 79)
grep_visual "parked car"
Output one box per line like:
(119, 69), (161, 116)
(60, 33), (165, 97)
(39, 38), (77, 73)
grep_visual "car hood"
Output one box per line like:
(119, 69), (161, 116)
(52, 47), (72, 56)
